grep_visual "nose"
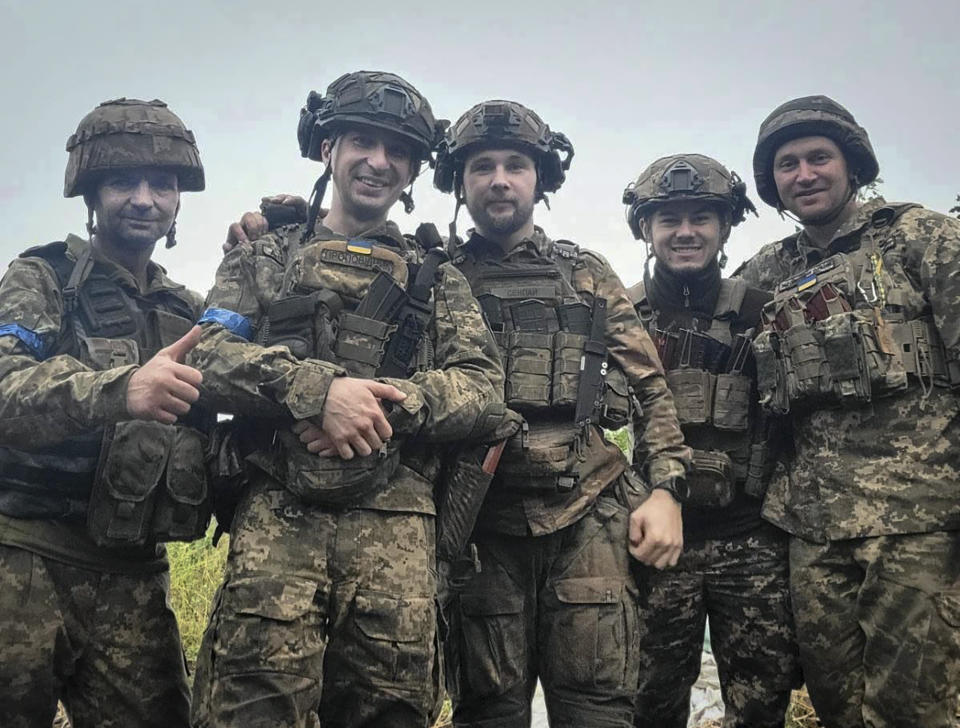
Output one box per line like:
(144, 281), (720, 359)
(676, 218), (695, 237)
(130, 178), (153, 207)
(490, 164), (510, 189)
(365, 142), (390, 171)
(796, 160), (817, 185)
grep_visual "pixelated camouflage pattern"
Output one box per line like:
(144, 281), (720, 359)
(735, 200), (960, 542)
(0, 544), (189, 728)
(633, 525), (800, 728)
(190, 219), (504, 514)
(191, 480), (439, 728)
(455, 229), (689, 536)
(790, 532), (960, 728)
(445, 493), (640, 728)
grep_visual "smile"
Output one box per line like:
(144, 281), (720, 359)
(356, 176), (388, 189)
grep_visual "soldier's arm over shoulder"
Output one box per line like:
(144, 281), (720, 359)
(908, 208), (960, 357)
(0, 255), (135, 447)
(377, 261), (504, 441)
(188, 231), (345, 420)
(581, 250), (690, 485)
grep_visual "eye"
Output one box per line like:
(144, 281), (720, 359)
(469, 160), (494, 174)
(386, 144), (411, 162)
(352, 134), (375, 149)
(776, 158), (797, 171)
(811, 152), (831, 164)
(148, 173), (178, 192)
(105, 173), (137, 190)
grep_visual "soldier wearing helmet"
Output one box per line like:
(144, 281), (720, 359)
(431, 100), (690, 727)
(623, 153), (801, 728)
(188, 71), (505, 728)
(0, 98), (210, 727)
(736, 95), (960, 728)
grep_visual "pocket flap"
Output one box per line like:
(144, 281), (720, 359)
(460, 590), (523, 616)
(553, 577), (622, 605)
(103, 421), (173, 501)
(227, 576), (318, 622)
(354, 591), (432, 642)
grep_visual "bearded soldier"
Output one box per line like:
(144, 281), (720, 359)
(0, 99), (210, 728)
(431, 101), (690, 728)
(735, 95), (960, 728)
(623, 154), (801, 728)
(188, 71), (505, 728)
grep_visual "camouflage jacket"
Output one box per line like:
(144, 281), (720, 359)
(0, 234), (202, 572)
(191, 220), (504, 515)
(456, 229), (690, 536)
(735, 199), (960, 541)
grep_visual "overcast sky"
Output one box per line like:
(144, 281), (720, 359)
(1, 0), (957, 295)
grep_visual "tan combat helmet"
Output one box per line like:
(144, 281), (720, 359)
(433, 99), (574, 200)
(622, 153), (756, 241)
(64, 98), (204, 198)
(752, 95), (879, 209)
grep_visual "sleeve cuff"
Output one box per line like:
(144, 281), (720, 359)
(284, 360), (346, 420)
(376, 377), (424, 436)
(96, 364), (139, 424)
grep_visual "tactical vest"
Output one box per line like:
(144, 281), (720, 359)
(252, 232), (444, 506)
(752, 204), (960, 415)
(453, 239), (631, 493)
(0, 241), (212, 548)
(634, 278), (770, 506)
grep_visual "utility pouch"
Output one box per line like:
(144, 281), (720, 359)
(743, 440), (772, 499)
(685, 449), (735, 508)
(551, 331), (585, 409)
(276, 428), (401, 507)
(87, 421), (172, 548)
(498, 419), (579, 483)
(505, 331), (553, 410)
(263, 293), (323, 360)
(334, 313), (396, 378)
(712, 374), (752, 431)
(666, 369), (715, 425)
(865, 312), (908, 397)
(820, 313), (871, 402)
(599, 367), (631, 430)
(152, 426), (211, 542)
(78, 336), (139, 370)
(753, 331), (789, 415)
(782, 324), (827, 400)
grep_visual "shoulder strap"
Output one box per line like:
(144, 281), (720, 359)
(713, 278), (748, 319)
(549, 239), (579, 288)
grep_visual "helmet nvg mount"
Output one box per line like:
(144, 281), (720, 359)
(64, 98), (204, 198)
(752, 94), (879, 209)
(433, 100), (574, 199)
(622, 153), (756, 241)
(297, 70), (443, 167)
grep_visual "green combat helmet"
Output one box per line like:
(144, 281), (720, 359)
(297, 70), (444, 227)
(64, 98), (205, 198)
(434, 99), (574, 200)
(65, 98), (204, 247)
(752, 95), (879, 209)
(623, 153), (756, 241)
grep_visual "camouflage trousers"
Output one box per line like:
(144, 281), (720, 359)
(632, 523), (800, 728)
(0, 544), (190, 728)
(444, 493), (640, 728)
(191, 481), (440, 728)
(790, 531), (960, 728)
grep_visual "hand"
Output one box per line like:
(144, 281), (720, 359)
(223, 211), (268, 252)
(126, 326), (203, 424)
(320, 378), (406, 459)
(292, 419), (336, 456)
(628, 488), (683, 569)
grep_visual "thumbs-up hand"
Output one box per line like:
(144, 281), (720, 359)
(125, 325), (204, 424)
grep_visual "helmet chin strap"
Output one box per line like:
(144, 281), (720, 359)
(779, 178), (858, 228)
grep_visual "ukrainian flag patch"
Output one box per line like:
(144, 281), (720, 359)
(796, 274), (817, 293)
(346, 239), (373, 255)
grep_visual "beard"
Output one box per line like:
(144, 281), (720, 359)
(467, 195), (535, 238)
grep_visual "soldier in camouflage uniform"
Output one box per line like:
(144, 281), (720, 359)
(622, 154), (801, 728)
(735, 95), (960, 728)
(432, 101), (691, 728)
(188, 71), (505, 728)
(0, 99), (211, 728)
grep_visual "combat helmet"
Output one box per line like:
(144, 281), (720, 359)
(752, 95), (879, 209)
(64, 98), (204, 198)
(622, 154), (756, 241)
(433, 100), (574, 200)
(298, 71), (442, 167)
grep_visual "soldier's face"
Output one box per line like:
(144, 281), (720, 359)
(647, 201), (723, 274)
(462, 148), (537, 240)
(93, 169), (179, 249)
(772, 136), (853, 221)
(323, 127), (415, 222)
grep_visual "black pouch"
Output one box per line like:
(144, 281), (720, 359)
(685, 449), (735, 508)
(600, 368), (631, 430)
(152, 426), (211, 542)
(551, 331), (585, 409)
(666, 369), (714, 425)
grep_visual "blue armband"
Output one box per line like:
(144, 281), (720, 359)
(0, 323), (49, 359)
(198, 308), (254, 341)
